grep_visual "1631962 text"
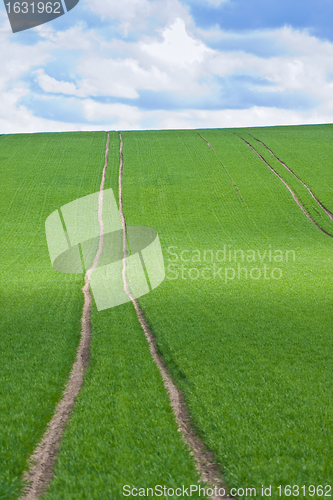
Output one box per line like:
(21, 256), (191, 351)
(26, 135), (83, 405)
(5, 1), (61, 14)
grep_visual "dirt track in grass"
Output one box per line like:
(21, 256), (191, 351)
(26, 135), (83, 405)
(119, 132), (233, 500)
(22, 132), (233, 500)
(250, 134), (333, 222)
(20, 133), (110, 500)
(241, 137), (333, 238)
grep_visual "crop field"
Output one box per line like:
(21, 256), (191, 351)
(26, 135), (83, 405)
(0, 131), (201, 500)
(0, 131), (108, 499)
(118, 127), (333, 496)
(1, 124), (333, 499)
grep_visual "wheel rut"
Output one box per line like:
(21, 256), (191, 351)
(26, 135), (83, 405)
(20, 133), (110, 500)
(119, 132), (233, 500)
(241, 137), (333, 238)
(21, 132), (233, 500)
(249, 134), (333, 221)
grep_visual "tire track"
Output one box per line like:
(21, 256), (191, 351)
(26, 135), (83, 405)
(20, 133), (110, 500)
(240, 137), (333, 238)
(198, 133), (247, 209)
(118, 133), (233, 500)
(249, 134), (333, 221)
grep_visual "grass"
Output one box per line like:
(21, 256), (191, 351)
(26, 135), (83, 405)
(3, 125), (333, 499)
(234, 130), (333, 236)
(43, 301), (201, 500)
(0, 131), (109, 499)
(42, 132), (202, 500)
(117, 126), (333, 498)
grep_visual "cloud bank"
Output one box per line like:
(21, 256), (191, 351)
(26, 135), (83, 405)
(0, 0), (333, 132)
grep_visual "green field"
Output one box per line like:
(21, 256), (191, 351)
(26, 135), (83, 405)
(117, 127), (333, 496)
(0, 131), (201, 500)
(1, 125), (333, 499)
(0, 131), (107, 498)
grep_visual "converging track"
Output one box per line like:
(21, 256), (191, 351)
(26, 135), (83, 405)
(241, 137), (333, 238)
(249, 134), (333, 221)
(21, 132), (232, 500)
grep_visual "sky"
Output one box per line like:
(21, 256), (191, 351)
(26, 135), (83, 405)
(1, 0), (333, 133)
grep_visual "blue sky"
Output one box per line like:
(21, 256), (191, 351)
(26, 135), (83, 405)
(1, 0), (333, 132)
(187, 0), (333, 40)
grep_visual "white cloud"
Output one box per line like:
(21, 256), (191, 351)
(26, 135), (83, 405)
(141, 18), (211, 65)
(250, 28), (333, 111)
(34, 69), (84, 96)
(85, 0), (151, 20)
(76, 56), (173, 98)
(85, 0), (191, 36)
(3, 4), (333, 134)
(0, 87), (79, 134)
(0, 35), (49, 92)
(145, 106), (333, 130)
(82, 100), (142, 129)
(69, 21), (333, 110)
(33, 19), (214, 100)
(33, 23), (104, 51)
